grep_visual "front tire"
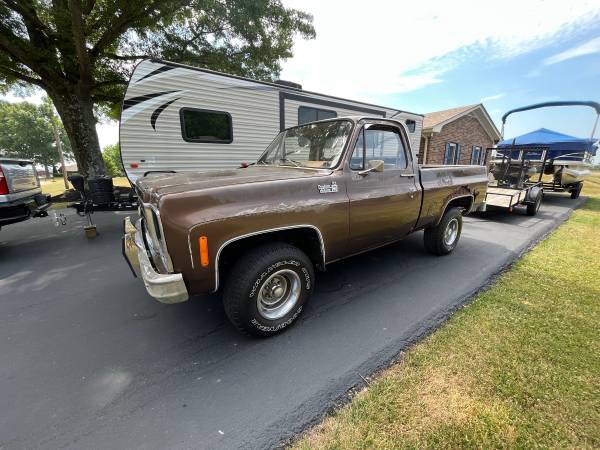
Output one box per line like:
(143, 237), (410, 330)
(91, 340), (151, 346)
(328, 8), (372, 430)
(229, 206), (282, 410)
(424, 207), (463, 256)
(222, 243), (314, 337)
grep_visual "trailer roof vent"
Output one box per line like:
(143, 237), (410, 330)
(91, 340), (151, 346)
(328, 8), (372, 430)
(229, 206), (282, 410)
(274, 79), (302, 90)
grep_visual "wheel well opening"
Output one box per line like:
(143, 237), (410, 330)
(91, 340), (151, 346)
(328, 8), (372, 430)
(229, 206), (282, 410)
(217, 228), (324, 289)
(445, 196), (473, 215)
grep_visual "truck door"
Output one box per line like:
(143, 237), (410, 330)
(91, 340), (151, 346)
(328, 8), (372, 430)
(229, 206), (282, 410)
(346, 121), (421, 253)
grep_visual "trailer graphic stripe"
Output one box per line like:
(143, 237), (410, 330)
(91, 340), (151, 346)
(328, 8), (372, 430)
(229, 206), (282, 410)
(151, 98), (180, 130)
(135, 65), (175, 83)
(123, 90), (181, 110)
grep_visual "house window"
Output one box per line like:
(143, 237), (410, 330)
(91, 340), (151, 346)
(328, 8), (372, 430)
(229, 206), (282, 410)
(471, 146), (484, 165)
(444, 142), (461, 164)
(350, 125), (407, 170)
(298, 106), (337, 125)
(405, 119), (416, 133)
(180, 108), (233, 143)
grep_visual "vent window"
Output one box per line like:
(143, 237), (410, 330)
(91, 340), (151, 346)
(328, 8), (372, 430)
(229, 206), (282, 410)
(180, 108), (232, 143)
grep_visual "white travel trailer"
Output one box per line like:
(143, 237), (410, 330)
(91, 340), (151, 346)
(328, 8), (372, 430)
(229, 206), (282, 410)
(120, 59), (423, 180)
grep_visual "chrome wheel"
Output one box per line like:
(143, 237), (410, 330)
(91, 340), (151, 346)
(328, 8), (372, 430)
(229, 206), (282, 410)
(444, 218), (459, 246)
(256, 269), (301, 320)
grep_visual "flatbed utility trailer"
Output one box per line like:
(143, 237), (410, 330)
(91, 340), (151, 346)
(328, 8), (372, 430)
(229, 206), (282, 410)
(484, 147), (547, 216)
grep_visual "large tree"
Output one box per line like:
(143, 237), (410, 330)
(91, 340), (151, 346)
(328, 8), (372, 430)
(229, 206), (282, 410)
(0, 98), (71, 177)
(0, 0), (315, 177)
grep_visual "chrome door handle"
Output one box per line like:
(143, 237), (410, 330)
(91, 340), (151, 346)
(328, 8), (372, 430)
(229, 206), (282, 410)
(400, 173), (415, 177)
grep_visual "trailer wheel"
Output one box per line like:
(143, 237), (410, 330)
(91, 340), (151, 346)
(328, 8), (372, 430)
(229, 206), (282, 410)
(570, 182), (583, 199)
(424, 207), (463, 256)
(222, 243), (314, 337)
(526, 189), (543, 216)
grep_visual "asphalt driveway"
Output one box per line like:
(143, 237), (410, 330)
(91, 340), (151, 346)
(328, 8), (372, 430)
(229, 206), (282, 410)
(0, 194), (584, 449)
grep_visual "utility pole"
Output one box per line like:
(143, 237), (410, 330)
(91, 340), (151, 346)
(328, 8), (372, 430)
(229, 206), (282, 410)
(51, 119), (69, 190)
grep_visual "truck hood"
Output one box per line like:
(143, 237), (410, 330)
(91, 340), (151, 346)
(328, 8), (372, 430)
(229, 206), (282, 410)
(136, 166), (332, 202)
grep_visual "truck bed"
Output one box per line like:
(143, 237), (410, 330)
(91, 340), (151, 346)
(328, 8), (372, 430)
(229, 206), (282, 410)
(417, 164), (489, 228)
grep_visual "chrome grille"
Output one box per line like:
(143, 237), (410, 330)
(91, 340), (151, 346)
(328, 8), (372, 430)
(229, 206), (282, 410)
(140, 203), (174, 272)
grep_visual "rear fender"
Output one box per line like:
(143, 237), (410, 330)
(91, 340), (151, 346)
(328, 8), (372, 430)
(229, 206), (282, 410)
(435, 194), (474, 225)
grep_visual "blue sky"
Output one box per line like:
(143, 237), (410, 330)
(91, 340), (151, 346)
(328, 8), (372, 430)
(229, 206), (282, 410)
(389, 35), (600, 141)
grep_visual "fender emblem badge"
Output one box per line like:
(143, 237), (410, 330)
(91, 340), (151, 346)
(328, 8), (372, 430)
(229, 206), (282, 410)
(318, 181), (338, 194)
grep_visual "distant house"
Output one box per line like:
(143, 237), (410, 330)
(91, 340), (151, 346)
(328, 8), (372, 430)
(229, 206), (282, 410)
(60, 163), (78, 175)
(419, 104), (501, 166)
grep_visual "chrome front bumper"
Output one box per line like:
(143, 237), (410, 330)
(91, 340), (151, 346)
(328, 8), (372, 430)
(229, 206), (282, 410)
(122, 216), (189, 304)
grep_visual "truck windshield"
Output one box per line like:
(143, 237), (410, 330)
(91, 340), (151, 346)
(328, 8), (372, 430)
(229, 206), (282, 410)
(258, 120), (353, 169)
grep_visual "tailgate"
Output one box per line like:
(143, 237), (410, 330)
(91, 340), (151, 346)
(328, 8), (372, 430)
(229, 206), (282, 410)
(0, 160), (40, 193)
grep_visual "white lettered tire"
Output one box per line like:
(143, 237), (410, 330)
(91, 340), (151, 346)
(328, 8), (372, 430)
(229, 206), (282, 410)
(222, 243), (314, 337)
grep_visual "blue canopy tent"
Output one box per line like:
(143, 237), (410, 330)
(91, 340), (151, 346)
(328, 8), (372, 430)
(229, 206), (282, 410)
(497, 128), (597, 161)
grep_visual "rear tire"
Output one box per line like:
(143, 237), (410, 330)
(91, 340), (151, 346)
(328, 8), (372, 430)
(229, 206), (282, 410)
(222, 243), (314, 337)
(526, 189), (543, 216)
(424, 207), (463, 256)
(570, 182), (582, 199)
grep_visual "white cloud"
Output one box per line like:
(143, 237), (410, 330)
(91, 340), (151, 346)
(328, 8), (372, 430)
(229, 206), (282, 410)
(281, 0), (600, 101)
(543, 36), (600, 65)
(481, 93), (506, 103)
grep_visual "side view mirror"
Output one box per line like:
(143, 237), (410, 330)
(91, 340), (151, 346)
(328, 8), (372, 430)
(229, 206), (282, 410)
(358, 159), (384, 176)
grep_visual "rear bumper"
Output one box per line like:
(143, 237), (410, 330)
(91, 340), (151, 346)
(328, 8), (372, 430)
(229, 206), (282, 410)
(122, 216), (189, 304)
(0, 194), (50, 225)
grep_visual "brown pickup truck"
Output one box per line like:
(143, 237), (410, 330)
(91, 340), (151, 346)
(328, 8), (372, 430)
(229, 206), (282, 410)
(124, 117), (488, 336)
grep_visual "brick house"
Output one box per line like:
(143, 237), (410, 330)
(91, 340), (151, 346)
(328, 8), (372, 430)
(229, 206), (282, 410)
(419, 104), (501, 166)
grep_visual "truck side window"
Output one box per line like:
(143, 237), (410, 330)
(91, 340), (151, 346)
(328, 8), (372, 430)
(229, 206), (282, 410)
(351, 125), (407, 170)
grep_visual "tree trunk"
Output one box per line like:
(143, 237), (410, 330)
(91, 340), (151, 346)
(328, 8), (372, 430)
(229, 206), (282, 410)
(51, 119), (70, 189)
(44, 165), (51, 179)
(48, 88), (106, 178)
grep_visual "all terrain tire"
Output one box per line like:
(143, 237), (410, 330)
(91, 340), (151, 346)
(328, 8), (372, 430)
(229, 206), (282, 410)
(222, 243), (314, 337)
(423, 207), (463, 256)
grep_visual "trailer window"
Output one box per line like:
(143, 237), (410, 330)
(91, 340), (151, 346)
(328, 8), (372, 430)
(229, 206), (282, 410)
(298, 106), (337, 125)
(180, 108), (233, 143)
(405, 119), (416, 133)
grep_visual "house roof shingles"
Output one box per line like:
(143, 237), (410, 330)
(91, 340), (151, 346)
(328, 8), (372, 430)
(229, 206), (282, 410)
(422, 104), (479, 129)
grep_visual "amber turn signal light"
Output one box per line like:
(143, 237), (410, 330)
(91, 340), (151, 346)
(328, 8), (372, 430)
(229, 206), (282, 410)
(199, 236), (209, 267)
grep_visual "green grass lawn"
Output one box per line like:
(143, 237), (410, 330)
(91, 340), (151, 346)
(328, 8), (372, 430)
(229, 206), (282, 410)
(40, 176), (131, 197)
(295, 172), (600, 449)
(40, 176), (131, 208)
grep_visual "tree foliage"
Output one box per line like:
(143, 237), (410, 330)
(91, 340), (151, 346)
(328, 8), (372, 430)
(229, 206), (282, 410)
(0, 98), (71, 168)
(0, 1), (315, 176)
(102, 143), (124, 177)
